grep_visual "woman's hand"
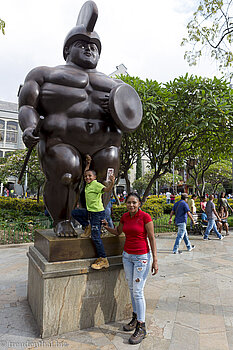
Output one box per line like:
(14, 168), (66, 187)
(102, 219), (108, 228)
(151, 260), (158, 275)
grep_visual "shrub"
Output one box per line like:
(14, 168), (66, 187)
(0, 197), (44, 215)
(112, 195), (164, 221)
(163, 203), (173, 214)
(112, 204), (127, 222)
(141, 200), (163, 218)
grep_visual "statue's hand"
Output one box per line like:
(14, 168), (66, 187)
(100, 94), (110, 114)
(22, 127), (40, 148)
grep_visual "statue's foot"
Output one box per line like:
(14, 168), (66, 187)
(54, 220), (78, 237)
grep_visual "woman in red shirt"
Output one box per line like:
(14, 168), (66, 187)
(103, 192), (158, 345)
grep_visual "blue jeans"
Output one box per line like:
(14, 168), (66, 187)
(173, 222), (192, 252)
(204, 219), (222, 239)
(122, 251), (151, 323)
(104, 201), (114, 228)
(71, 208), (106, 257)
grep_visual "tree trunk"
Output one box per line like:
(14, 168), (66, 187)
(142, 173), (158, 204)
(124, 172), (131, 194)
(112, 186), (120, 205)
(37, 186), (40, 203)
(201, 182), (206, 196)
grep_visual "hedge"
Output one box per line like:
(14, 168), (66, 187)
(0, 197), (44, 215)
(112, 195), (164, 221)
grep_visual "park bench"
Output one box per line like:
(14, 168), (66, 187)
(189, 213), (207, 235)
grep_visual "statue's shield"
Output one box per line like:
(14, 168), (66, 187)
(109, 84), (142, 132)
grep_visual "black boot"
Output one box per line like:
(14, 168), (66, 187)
(129, 321), (147, 344)
(123, 312), (137, 331)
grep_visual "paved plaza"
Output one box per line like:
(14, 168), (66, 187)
(1, 231), (233, 350)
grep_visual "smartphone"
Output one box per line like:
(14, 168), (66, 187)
(106, 168), (114, 181)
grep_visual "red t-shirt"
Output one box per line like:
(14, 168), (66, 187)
(120, 209), (152, 255)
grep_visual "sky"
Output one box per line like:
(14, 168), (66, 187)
(0, 0), (223, 103)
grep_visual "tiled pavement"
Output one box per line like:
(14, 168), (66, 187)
(1, 232), (233, 349)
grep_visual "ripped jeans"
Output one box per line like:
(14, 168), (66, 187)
(122, 251), (151, 322)
(72, 208), (106, 257)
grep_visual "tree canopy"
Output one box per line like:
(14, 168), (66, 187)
(0, 149), (45, 201)
(181, 0), (233, 73)
(119, 74), (233, 202)
(205, 160), (232, 193)
(0, 19), (5, 34)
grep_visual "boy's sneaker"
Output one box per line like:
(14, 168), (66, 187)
(80, 225), (91, 238)
(188, 245), (195, 252)
(91, 257), (109, 270)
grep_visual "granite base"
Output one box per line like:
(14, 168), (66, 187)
(27, 246), (131, 338)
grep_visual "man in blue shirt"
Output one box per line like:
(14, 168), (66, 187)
(168, 193), (196, 254)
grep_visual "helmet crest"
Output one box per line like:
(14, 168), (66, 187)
(63, 1), (101, 60)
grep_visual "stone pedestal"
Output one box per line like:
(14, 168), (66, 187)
(27, 231), (131, 338)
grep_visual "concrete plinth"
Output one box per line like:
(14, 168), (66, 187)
(27, 246), (131, 338)
(34, 229), (125, 262)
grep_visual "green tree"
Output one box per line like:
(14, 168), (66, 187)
(0, 19), (5, 34)
(133, 170), (155, 196)
(158, 171), (182, 193)
(181, 0), (233, 73)
(0, 149), (45, 202)
(136, 151), (142, 180)
(119, 131), (141, 194)
(121, 74), (233, 203)
(205, 160), (232, 193)
(183, 139), (228, 196)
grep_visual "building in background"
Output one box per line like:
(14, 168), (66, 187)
(109, 64), (128, 78)
(0, 100), (25, 195)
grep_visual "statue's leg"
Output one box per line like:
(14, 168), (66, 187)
(39, 142), (82, 237)
(91, 146), (120, 207)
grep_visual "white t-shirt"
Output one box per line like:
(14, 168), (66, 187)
(166, 192), (171, 199)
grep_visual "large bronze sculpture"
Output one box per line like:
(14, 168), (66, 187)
(18, 1), (142, 237)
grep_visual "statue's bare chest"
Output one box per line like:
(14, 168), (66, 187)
(40, 66), (114, 116)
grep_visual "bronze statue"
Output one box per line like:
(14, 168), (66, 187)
(18, 1), (142, 237)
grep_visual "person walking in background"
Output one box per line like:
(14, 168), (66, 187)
(168, 193), (196, 254)
(203, 195), (223, 240)
(102, 192), (158, 345)
(166, 190), (171, 204)
(104, 200), (114, 228)
(170, 192), (175, 204)
(188, 194), (197, 229)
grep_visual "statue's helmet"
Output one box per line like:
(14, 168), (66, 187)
(63, 1), (101, 60)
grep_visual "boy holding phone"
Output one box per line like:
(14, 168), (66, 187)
(76, 155), (115, 269)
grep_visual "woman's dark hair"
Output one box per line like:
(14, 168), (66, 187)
(125, 192), (141, 203)
(220, 192), (225, 198)
(192, 194), (197, 199)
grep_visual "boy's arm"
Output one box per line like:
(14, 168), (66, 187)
(84, 154), (92, 172)
(103, 175), (115, 192)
